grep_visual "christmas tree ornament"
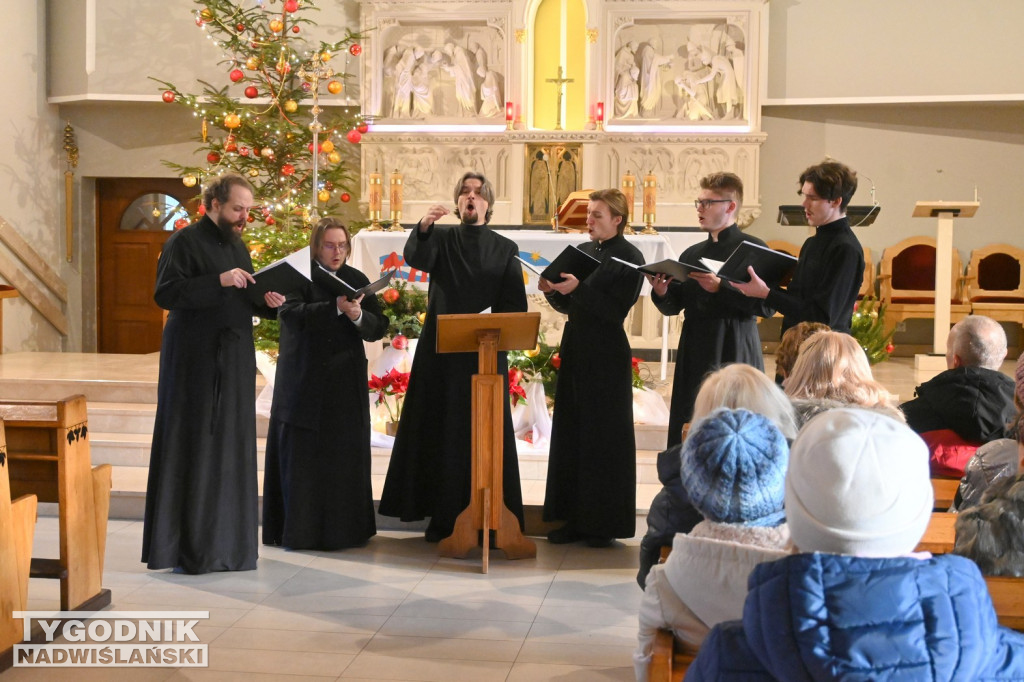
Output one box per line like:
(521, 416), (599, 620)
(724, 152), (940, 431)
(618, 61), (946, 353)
(349, 44), (362, 56)
(284, 0), (299, 12)
(261, 147), (275, 159)
(229, 68), (244, 82)
(321, 51), (332, 61)
(225, 140), (238, 153)
(276, 60), (291, 75)
(346, 129), (362, 143)
(324, 181), (333, 190)
(244, 85), (259, 98)
(302, 82), (312, 91)
(318, 189), (331, 202)
(357, 122), (368, 134)
(328, 151), (341, 163)
(247, 215), (255, 223)
(283, 99), (298, 113)
(236, 23), (245, 32)
(269, 18), (284, 33)
(224, 113), (241, 128)
(327, 80), (343, 94)
(195, 17), (205, 27)
(162, 90), (176, 103)
(307, 142), (322, 153)
(207, 151), (221, 164)
(182, 174), (198, 187)
(245, 56), (260, 70)
(266, 216), (276, 225)
(197, 205), (207, 216)
(340, 192), (351, 202)
(201, 117), (208, 141)
(281, 163), (296, 176)
(291, 25), (300, 33)
(199, 8), (213, 21)
(320, 139), (334, 153)
(174, 218), (189, 230)
(239, 146), (249, 157)
(248, 169), (259, 177)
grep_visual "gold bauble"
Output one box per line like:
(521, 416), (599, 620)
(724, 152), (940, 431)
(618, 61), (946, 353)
(182, 174), (198, 188)
(269, 18), (284, 33)
(223, 113), (241, 129)
(320, 51), (332, 62)
(326, 80), (343, 95)
(283, 99), (298, 113)
(245, 56), (260, 70)
(317, 189), (331, 202)
(328, 151), (341, 164)
(199, 8), (213, 20)
(320, 139), (335, 153)
(248, 169), (260, 177)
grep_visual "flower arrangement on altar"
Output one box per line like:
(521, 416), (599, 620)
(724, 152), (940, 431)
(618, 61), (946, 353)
(508, 339), (561, 401)
(368, 368), (410, 423)
(851, 295), (896, 364)
(376, 280), (428, 339)
(631, 356), (648, 390)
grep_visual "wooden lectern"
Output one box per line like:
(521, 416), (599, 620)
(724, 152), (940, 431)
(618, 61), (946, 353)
(435, 312), (541, 572)
(912, 200), (980, 371)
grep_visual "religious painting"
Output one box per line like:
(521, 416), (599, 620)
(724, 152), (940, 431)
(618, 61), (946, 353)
(523, 143), (582, 226)
(608, 5), (764, 128)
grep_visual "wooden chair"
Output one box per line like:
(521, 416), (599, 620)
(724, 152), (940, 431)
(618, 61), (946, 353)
(765, 240), (801, 291)
(878, 236), (970, 333)
(650, 628), (698, 682)
(985, 576), (1024, 631)
(859, 247), (875, 299)
(931, 477), (959, 511)
(1, 420), (37, 662)
(1, 395), (111, 611)
(964, 243), (1024, 343)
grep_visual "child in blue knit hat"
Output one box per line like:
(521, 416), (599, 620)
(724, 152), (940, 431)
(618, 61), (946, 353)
(633, 408), (793, 681)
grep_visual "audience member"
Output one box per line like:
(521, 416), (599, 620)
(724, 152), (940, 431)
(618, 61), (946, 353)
(902, 315), (1015, 478)
(636, 364), (797, 587)
(633, 409), (793, 681)
(784, 330), (902, 425)
(773, 321), (829, 384)
(688, 408), (1024, 680)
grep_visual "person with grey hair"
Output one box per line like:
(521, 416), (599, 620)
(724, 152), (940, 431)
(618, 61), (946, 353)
(143, 173), (285, 574)
(378, 171), (528, 542)
(901, 315), (1016, 477)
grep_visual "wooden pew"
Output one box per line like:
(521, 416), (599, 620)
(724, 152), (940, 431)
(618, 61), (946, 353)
(1, 420), (37, 663)
(985, 576), (1024, 631)
(650, 628), (698, 682)
(1, 395), (111, 611)
(931, 477), (959, 511)
(915, 512), (957, 555)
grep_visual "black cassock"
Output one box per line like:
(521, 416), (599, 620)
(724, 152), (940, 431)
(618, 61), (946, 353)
(262, 262), (387, 550)
(652, 225), (774, 448)
(142, 217), (275, 574)
(378, 222), (528, 536)
(543, 235), (644, 539)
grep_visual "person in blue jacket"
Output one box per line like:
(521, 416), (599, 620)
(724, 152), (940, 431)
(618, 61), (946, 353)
(688, 407), (1024, 681)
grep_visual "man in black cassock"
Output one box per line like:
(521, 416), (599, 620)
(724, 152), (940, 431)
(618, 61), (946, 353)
(377, 172), (528, 542)
(733, 159), (864, 336)
(142, 173), (284, 574)
(648, 172), (773, 447)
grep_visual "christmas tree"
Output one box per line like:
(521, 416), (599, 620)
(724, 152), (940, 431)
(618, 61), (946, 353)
(154, 0), (368, 352)
(851, 296), (896, 364)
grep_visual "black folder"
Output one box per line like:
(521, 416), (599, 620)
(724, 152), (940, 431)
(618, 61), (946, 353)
(313, 265), (395, 300)
(516, 245), (600, 284)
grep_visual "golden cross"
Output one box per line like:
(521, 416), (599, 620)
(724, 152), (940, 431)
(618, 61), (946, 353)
(545, 66), (574, 130)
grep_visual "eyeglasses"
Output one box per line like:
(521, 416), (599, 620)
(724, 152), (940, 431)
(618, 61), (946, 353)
(694, 199), (732, 210)
(322, 242), (350, 252)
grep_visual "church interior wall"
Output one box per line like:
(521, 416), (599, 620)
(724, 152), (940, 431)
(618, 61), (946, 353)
(0, 0), (1021, 352)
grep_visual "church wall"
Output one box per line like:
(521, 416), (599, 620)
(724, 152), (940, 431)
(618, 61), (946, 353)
(0, 1), (72, 352)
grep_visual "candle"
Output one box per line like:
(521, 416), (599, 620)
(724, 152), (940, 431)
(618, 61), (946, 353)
(643, 171), (657, 225)
(506, 102), (514, 121)
(389, 169), (403, 224)
(596, 102), (604, 122)
(368, 172), (382, 221)
(621, 171), (635, 225)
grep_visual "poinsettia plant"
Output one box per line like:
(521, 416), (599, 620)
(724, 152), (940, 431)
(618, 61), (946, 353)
(508, 339), (561, 400)
(368, 368), (411, 422)
(508, 367), (527, 407)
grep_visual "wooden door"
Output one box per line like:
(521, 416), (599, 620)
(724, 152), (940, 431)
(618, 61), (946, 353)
(96, 178), (199, 354)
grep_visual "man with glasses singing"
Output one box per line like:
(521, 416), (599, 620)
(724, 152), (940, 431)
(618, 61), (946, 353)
(647, 172), (773, 447)
(733, 159), (865, 336)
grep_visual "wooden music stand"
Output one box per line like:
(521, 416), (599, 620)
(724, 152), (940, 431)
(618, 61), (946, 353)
(435, 312), (541, 572)
(912, 200), (979, 371)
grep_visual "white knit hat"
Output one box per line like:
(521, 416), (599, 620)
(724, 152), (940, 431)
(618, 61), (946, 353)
(785, 408), (934, 557)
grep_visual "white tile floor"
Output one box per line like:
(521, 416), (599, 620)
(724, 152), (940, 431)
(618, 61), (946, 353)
(9, 517), (645, 680)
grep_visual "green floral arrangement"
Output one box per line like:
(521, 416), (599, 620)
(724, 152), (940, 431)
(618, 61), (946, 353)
(243, 225), (311, 355)
(376, 280), (428, 339)
(852, 295), (896, 365)
(508, 339), (561, 400)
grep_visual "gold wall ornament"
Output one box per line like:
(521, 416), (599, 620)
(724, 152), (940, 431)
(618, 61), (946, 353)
(515, 29), (526, 43)
(62, 122), (79, 263)
(585, 28), (598, 44)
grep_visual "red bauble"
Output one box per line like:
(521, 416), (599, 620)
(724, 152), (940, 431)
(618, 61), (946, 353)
(291, 25), (300, 33)
(885, 343), (895, 353)
(349, 44), (362, 56)
(340, 192), (351, 203)
(239, 146), (249, 157)
(247, 215), (255, 223)
(225, 141), (237, 153)
(173, 218), (189, 230)
(346, 129), (362, 143)
(307, 142), (322, 153)
(195, 17), (205, 27)
(281, 163), (296, 176)
(229, 69), (244, 82)
(357, 122), (369, 134)
(391, 334), (408, 350)
(382, 288), (400, 304)
(197, 205), (207, 216)
(266, 217), (276, 226)
(244, 85), (259, 98)
(284, 0), (299, 11)
(207, 151), (221, 164)
(161, 90), (176, 103)
(236, 23), (245, 32)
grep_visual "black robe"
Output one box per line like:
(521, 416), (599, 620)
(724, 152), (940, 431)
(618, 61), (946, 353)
(652, 225), (774, 447)
(766, 216), (864, 335)
(377, 222), (528, 536)
(142, 217), (275, 573)
(543, 234), (644, 538)
(262, 262), (387, 550)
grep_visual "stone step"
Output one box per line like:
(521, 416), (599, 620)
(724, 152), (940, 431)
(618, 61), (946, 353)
(88, 402), (271, 437)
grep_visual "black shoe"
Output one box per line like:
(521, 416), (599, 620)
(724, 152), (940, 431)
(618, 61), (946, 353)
(585, 535), (614, 548)
(547, 525), (585, 544)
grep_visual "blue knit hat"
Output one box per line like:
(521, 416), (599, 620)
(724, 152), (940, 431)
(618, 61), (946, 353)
(680, 408), (789, 526)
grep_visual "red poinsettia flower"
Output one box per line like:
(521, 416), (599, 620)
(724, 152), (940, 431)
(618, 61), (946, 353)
(631, 357), (641, 371)
(509, 382), (527, 407)
(508, 367), (523, 386)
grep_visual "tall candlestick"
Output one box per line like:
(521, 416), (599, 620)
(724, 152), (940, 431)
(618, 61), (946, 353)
(642, 171), (658, 235)
(388, 169), (404, 231)
(621, 171), (636, 235)
(506, 101), (514, 131)
(595, 101), (604, 131)
(368, 172), (383, 230)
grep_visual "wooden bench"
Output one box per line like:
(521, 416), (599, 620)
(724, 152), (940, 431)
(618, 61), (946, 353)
(1, 395), (111, 611)
(650, 628), (698, 682)
(1, 420), (37, 665)
(985, 576), (1024, 631)
(931, 477), (959, 511)
(915, 512), (957, 555)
